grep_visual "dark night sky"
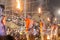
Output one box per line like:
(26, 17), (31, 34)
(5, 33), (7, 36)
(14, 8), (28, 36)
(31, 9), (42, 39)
(27, 0), (60, 12)
(49, 0), (60, 21)
(49, 0), (60, 7)
(46, 0), (60, 12)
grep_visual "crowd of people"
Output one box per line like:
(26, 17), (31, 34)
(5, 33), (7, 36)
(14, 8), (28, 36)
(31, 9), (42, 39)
(0, 4), (58, 40)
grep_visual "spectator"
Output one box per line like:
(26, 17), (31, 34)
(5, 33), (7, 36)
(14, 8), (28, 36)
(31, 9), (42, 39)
(0, 4), (6, 36)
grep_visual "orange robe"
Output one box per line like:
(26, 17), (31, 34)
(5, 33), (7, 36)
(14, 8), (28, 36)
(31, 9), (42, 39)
(40, 21), (43, 32)
(25, 18), (31, 31)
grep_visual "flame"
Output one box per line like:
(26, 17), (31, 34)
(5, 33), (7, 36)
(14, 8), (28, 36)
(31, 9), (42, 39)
(38, 8), (41, 13)
(16, 0), (20, 9)
(47, 17), (50, 22)
(47, 35), (50, 39)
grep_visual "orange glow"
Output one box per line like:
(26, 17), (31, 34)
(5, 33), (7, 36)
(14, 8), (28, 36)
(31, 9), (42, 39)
(2, 16), (6, 25)
(47, 35), (50, 39)
(40, 21), (43, 32)
(15, 0), (24, 12)
(16, 0), (20, 9)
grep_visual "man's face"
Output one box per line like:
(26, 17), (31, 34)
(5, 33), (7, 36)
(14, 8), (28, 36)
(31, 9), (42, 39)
(0, 7), (3, 16)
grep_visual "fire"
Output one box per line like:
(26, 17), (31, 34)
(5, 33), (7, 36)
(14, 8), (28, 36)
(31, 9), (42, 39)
(15, 0), (24, 12)
(16, 0), (20, 9)
(47, 17), (50, 22)
(47, 35), (50, 39)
